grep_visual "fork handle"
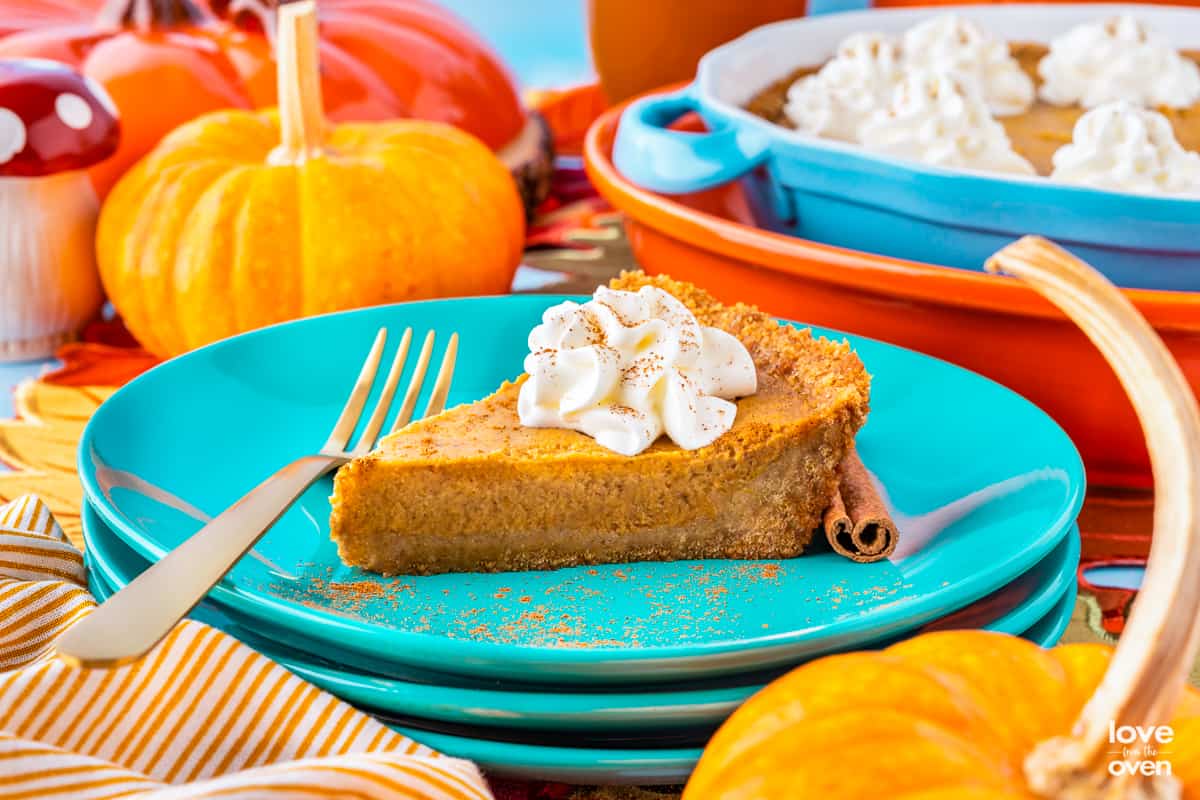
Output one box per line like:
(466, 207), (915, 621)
(57, 455), (339, 668)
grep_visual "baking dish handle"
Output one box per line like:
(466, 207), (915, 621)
(613, 87), (769, 194)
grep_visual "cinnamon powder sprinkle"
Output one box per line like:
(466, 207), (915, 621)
(264, 577), (401, 622)
(262, 558), (907, 649)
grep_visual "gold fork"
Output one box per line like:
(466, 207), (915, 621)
(56, 327), (458, 668)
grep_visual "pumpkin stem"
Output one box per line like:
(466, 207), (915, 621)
(986, 237), (1200, 800)
(95, 0), (209, 29)
(269, 0), (325, 165)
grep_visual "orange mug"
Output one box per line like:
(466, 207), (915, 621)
(588, 0), (808, 104)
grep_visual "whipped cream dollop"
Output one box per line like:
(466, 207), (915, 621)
(1039, 15), (1200, 109)
(1050, 101), (1200, 195)
(517, 287), (758, 457)
(785, 32), (905, 142)
(902, 15), (1034, 117)
(859, 69), (1035, 175)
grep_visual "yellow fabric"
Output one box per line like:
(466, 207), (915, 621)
(0, 380), (107, 549)
(0, 494), (494, 800)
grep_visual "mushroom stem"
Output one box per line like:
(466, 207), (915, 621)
(269, 0), (326, 165)
(95, 0), (208, 29)
(986, 237), (1200, 800)
(0, 172), (104, 361)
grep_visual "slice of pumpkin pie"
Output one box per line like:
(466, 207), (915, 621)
(330, 272), (870, 575)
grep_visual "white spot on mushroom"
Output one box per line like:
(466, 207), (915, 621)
(55, 93), (93, 130)
(0, 108), (26, 165)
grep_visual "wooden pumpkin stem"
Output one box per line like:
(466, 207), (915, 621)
(95, 0), (209, 29)
(987, 237), (1200, 800)
(269, 0), (326, 165)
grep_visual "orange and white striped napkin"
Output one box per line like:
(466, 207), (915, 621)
(0, 494), (494, 800)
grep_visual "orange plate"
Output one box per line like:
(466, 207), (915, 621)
(584, 90), (1200, 490)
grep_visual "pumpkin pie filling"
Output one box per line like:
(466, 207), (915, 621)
(746, 40), (1200, 178)
(329, 272), (870, 576)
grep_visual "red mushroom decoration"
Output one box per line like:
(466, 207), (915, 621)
(0, 58), (118, 361)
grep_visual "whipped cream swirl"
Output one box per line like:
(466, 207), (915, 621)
(785, 32), (904, 142)
(902, 15), (1034, 117)
(1050, 102), (1200, 195)
(1039, 15), (1200, 109)
(859, 69), (1034, 175)
(517, 287), (758, 457)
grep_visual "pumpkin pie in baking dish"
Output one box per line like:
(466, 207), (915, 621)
(747, 13), (1200, 194)
(330, 272), (870, 576)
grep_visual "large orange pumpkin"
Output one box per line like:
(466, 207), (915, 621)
(686, 238), (1200, 800)
(96, 0), (524, 357)
(0, 0), (533, 198)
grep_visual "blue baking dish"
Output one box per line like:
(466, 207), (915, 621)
(612, 3), (1200, 291)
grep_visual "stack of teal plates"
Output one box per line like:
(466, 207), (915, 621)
(79, 296), (1085, 785)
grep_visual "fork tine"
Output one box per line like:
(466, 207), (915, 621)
(422, 332), (458, 418)
(349, 328), (413, 455)
(323, 328), (386, 452)
(389, 331), (436, 434)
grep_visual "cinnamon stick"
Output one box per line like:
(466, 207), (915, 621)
(822, 449), (898, 563)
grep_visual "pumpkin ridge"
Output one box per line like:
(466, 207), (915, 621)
(336, 155), (423, 301)
(703, 709), (1020, 799)
(154, 111), (276, 167)
(125, 166), (179, 356)
(291, 159), (317, 322)
(368, 120), (525, 260)
(100, 159), (178, 356)
(685, 652), (1006, 800)
(240, 164), (304, 334)
(431, 141), (516, 295)
(370, 138), (508, 296)
(173, 165), (259, 351)
(320, 19), (495, 121)
(311, 36), (400, 121)
(888, 631), (1078, 762)
(228, 167), (270, 333)
(328, 1), (506, 57)
(95, 161), (146, 347)
(143, 160), (240, 356)
(897, 788), (1032, 800)
(365, 150), (436, 296)
(325, 137), (474, 300)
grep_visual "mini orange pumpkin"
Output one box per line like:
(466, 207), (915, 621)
(688, 635), (1200, 798)
(686, 238), (1200, 800)
(96, 0), (524, 357)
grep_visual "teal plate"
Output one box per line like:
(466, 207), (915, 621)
(87, 553), (1077, 785)
(79, 295), (1084, 683)
(82, 500), (1080, 733)
(383, 585), (1077, 785)
(384, 585), (1080, 786)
